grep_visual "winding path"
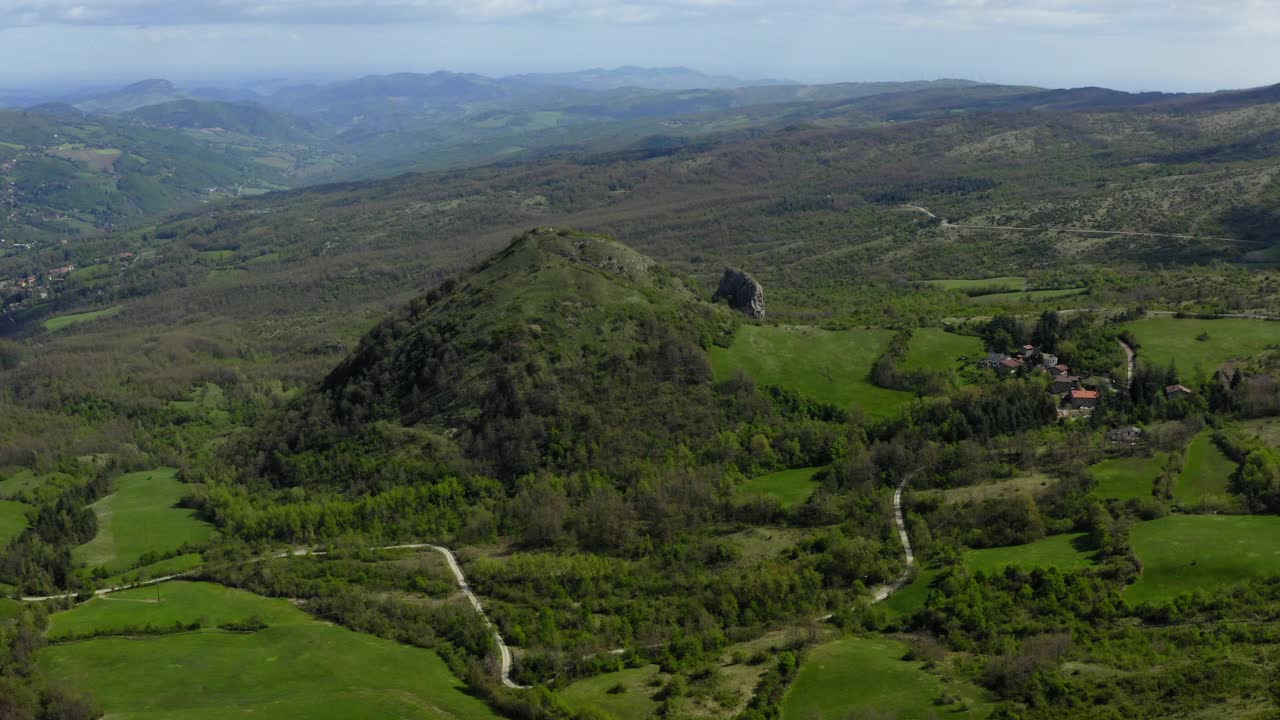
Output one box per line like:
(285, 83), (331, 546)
(1120, 340), (1136, 388)
(870, 477), (915, 603)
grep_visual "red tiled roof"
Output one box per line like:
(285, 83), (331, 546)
(1054, 364), (1070, 372)
(1070, 389), (1099, 400)
(1000, 358), (1024, 368)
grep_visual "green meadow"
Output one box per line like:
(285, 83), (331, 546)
(1177, 433), (1237, 505)
(781, 636), (992, 720)
(73, 468), (217, 573)
(1124, 317), (1280, 372)
(0, 500), (29, 546)
(1090, 455), (1163, 501)
(1127, 515), (1280, 605)
(709, 325), (912, 418)
(559, 665), (662, 720)
(739, 467), (822, 508)
(964, 533), (1096, 574)
(40, 582), (500, 720)
(44, 306), (121, 332)
(900, 328), (985, 375)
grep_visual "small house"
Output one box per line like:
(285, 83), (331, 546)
(1051, 364), (1070, 377)
(1051, 375), (1081, 394)
(1107, 426), (1143, 444)
(1040, 354), (1059, 370)
(1165, 384), (1194, 400)
(1067, 389), (1099, 410)
(998, 357), (1025, 376)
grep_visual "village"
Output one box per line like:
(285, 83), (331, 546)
(979, 343), (1194, 417)
(0, 251), (133, 314)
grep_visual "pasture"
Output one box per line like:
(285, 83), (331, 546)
(900, 328), (985, 376)
(708, 325), (912, 418)
(1089, 456), (1163, 501)
(921, 277), (1027, 292)
(739, 467), (821, 508)
(40, 582), (500, 720)
(1127, 515), (1280, 604)
(781, 636), (992, 719)
(0, 500), (29, 545)
(1177, 432), (1237, 505)
(560, 666), (662, 720)
(1124, 317), (1280, 373)
(44, 306), (121, 332)
(72, 468), (217, 573)
(964, 533), (1096, 574)
(49, 581), (300, 638)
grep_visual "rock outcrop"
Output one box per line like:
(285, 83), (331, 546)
(712, 267), (765, 318)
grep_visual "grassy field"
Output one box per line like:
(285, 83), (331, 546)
(1090, 456), (1163, 501)
(72, 468), (217, 573)
(1242, 417), (1280, 448)
(44, 306), (121, 332)
(1177, 433), (1237, 504)
(49, 581), (300, 638)
(1127, 515), (1280, 604)
(100, 553), (204, 589)
(1124, 317), (1280, 373)
(781, 636), (992, 720)
(40, 582), (500, 720)
(709, 325), (912, 418)
(882, 566), (940, 619)
(560, 665), (662, 719)
(968, 288), (1089, 305)
(0, 500), (29, 546)
(900, 328), (985, 375)
(739, 467), (821, 508)
(921, 277), (1027, 292)
(920, 474), (1057, 505)
(964, 533), (1096, 574)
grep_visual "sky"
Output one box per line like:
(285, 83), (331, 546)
(0, 0), (1278, 92)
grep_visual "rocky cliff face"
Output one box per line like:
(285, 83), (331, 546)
(712, 267), (765, 318)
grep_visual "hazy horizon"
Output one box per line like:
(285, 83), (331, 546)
(1, 1), (1279, 93)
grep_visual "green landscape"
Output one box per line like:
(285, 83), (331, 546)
(4, 49), (1280, 720)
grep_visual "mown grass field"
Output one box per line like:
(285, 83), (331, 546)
(964, 533), (1096, 574)
(781, 636), (992, 720)
(1127, 515), (1280, 604)
(709, 325), (912, 418)
(1177, 433), (1237, 504)
(40, 582), (500, 720)
(1090, 456), (1163, 501)
(43, 306), (121, 332)
(882, 566), (940, 618)
(900, 328), (985, 376)
(0, 500), (29, 546)
(72, 468), (217, 573)
(739, 467), (821, 508)
(49, 581), (299, 638)
(1124, 317), (1280, 372)
(100, 553), (204, 589)
(921, 277), (1027, 292)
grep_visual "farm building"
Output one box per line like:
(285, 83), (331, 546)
(1165, 384), (1194, 400)
(1051, 375), (1081, 394)
(1068, 389), (1099, 410)
(998, 357), (1025, 375)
